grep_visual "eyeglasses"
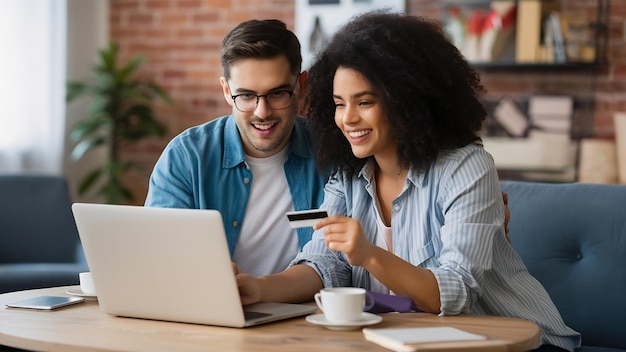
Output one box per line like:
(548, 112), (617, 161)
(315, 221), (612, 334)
(229, 83), (296, 112)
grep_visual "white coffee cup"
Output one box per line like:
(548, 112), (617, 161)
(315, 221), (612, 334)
(314, 287), (366, 323)
(79, 272), (96, 296)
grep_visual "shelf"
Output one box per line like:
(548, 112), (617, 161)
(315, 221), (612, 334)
(440, 0), (609, 182)
(483, 136), (578, 182)
(483, 136), (576, 172)
(442, 0), (610, 66)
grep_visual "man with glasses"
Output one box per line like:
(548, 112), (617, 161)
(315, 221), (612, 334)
(145, 19), (327, 277)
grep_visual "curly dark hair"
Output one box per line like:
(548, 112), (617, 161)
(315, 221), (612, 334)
(221, 19), (301, 79)
(305, 10), (486, 174)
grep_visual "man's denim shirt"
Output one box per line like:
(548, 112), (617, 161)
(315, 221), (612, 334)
(145, 115), (328, 256)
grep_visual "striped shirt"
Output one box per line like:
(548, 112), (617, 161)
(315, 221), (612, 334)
(292, 143), (581, 351)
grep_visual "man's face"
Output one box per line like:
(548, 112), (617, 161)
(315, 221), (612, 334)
(220, 56), (300, 158)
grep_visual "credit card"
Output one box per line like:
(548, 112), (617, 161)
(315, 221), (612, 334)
(286, 209), (328, 228)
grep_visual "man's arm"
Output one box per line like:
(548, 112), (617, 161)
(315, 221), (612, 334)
(145, 141), (195, 208)
(236, 264), (323, 305)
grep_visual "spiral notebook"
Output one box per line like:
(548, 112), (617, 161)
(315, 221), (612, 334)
(363, 327), (489, 352)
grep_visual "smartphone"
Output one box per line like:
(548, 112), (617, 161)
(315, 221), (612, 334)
(6, 295), (85, 310)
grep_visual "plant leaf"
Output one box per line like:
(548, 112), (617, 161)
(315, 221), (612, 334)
(70, 114), (110, 142)
(78, 169), (103, 196)
(94, 71), (116, 92)
(87, 96), (111, 117)
(66, 81), (89, 102)
(116, 104), (166, 140)
(147, 82), (173, 104)
(97, 168), (135, 204)
(99, 182), (134, 204)
(66, 39), (171, 204)
(135, 114), (166, 138)
(120, 104), (152, 122)
(100, 42), (118, 72)
(71, 136), (106, 160)
(104, 160), (133, 177)
(117, 56), (144, 82)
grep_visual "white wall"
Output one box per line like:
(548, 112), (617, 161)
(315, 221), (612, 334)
(64, 0), (109, 202)
(295, 0), (404, 69)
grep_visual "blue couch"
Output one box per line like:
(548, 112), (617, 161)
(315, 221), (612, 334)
(501, 181), (626, 352)
(0, 175), (89, 294)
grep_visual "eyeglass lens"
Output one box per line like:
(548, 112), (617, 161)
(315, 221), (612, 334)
(233, 91), (293, 112)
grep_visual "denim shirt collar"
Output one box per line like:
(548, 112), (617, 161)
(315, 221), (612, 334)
(288, 117), (314, 159)
(222, 115), (312, 169)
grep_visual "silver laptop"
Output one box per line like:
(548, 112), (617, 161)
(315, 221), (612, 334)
(71, 203), (316, 327)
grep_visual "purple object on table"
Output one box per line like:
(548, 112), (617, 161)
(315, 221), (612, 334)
(364, 291), (421, 313)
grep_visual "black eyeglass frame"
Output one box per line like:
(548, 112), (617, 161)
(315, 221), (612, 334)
(228, 81), (298, 112)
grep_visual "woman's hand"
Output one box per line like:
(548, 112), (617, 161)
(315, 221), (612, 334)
(314, 215), (376, 266)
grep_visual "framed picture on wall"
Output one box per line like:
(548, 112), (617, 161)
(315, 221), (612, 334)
(295, 0), (404, 69)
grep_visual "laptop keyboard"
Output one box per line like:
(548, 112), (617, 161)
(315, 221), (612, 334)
(244, 311), (272, 321)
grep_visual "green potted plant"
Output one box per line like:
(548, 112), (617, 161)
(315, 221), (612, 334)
(66, 42), (171, 204)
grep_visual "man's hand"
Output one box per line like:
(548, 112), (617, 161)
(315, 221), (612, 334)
(232, 262), (241, 275)
(232, 262), (262, 305)
(232, 260), (325, 305)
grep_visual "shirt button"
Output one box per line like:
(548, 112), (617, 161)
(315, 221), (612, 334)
(232, 221), (239, 228)
(243, 178), (250, 184)
(393, 204), (400, 211)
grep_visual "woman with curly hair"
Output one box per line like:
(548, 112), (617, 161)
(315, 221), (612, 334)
(235, 11), (579, 351)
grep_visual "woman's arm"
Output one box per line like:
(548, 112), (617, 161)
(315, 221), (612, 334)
(315, 215), (442, 313)
(362, 246), (441, 313)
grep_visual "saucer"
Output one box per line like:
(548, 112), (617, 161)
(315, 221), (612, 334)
(66, 288), (98, 301)
(305, 312), (382, 331)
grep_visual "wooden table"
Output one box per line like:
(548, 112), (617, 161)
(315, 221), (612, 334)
(0, 286), (540, 352)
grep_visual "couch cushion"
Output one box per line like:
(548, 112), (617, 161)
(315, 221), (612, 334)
(0, 175), (81, 263)
(0, 262), (89, 294)
(501, 181), (626, 350)
(576, 347), (626, 352)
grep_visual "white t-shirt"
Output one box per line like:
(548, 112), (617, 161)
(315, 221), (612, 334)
(370, 177), (393, 294)
(233, 147), (298, 276)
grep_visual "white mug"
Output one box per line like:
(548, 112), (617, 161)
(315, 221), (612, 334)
(79, 272), (96, 295)
(314, 287), (366, 323)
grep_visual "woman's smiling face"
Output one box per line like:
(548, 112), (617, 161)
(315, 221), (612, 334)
(332, 67), (396, 160)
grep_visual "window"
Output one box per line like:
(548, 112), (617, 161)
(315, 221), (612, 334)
(0, 0), (66, 174)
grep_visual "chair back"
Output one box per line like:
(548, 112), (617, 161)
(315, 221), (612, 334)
(501, 181), (626, 349)
(0, 175), (80, 263)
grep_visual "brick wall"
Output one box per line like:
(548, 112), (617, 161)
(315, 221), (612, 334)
(110, 0), (626, 204)
(109, 0), (295, 203)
